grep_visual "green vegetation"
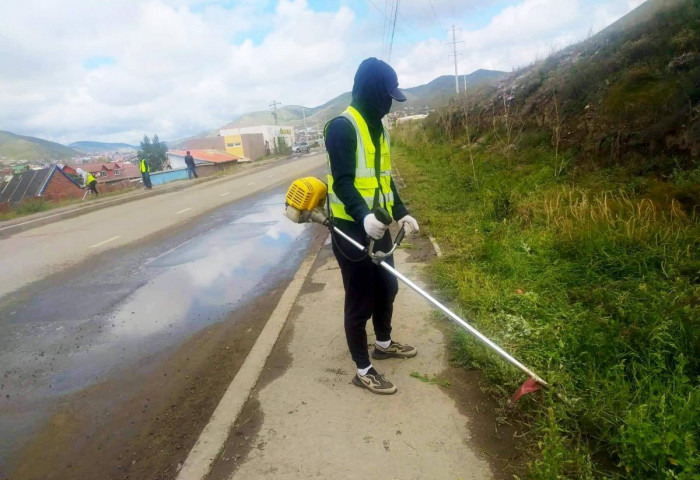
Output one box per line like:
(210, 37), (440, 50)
(137, 134), (168, 172)
(393, 105), (699, 477)
(392, 6), (700, 471)
(409, 371), (450, 387)
(0, 198), (69, 221)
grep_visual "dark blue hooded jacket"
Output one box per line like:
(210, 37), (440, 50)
(325, 58), (408, 227)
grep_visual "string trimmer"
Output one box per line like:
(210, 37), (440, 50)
(284, 177), (548, 403)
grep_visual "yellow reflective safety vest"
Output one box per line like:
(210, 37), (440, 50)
(140, 158), (149, 173)
(326, 106), (394, 222)
(86, 173), (96, 184)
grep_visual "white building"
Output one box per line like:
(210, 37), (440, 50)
(219, 125), (295, 155)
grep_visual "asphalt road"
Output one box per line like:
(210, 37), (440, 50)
(0, 152), (327, 479)
(0, 153), (326, 299)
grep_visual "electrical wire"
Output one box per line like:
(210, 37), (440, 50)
(387, 0), (399, 62)
(366, 0), (418, 52)
(428, 0), (445, 31)
(381, 0), (388, 59)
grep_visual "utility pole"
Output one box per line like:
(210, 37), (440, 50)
(302, 107), (307, 134)
(269, 100), (281, 125)
(447, 25), (464, 94)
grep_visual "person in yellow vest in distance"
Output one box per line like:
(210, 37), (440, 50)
(140, 157), (152, 189)
(325, 57), (420, 395)
(85, 172), (98, 196)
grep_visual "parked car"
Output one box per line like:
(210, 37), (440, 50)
(293, 142), (310, 154)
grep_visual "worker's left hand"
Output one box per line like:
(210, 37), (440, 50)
(397, 215), (419, 234)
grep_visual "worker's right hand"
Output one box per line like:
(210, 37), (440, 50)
(363, 213), (388, 240)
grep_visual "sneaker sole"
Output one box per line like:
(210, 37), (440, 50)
(371, 349), (418, 360)
(352, 376), (397, 395)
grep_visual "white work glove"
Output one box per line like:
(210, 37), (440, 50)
(363, 213), (389, 240)
(397, 215), (419, 234)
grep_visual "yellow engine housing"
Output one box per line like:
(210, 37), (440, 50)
(285, 177), (327, 211)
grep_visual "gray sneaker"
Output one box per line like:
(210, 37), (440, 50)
(372, 341), (417, 360)
(352, 368), (397, 395)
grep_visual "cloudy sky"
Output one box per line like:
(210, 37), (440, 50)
(0, 0), (644, 145)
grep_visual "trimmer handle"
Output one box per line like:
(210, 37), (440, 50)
(373, 207), (392, 226)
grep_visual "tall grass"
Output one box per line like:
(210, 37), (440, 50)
(392, 119), (700, 479)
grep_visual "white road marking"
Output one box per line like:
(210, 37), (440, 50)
(219, 192), (231, 197)
(89, 235), (121, 249)
(247, 182), (256, 186)
(176, 208), (192, 214)
(144, 236), (198, 265)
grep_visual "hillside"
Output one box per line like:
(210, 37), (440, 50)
(0, 131), (78, 161)
(456, 0), (699, 164)
(391, 1), (699, 479)
(69, 141), (137, 153)
(221, 69), (506, 130)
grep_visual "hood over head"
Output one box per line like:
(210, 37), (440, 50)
(351, 57), (406, 122)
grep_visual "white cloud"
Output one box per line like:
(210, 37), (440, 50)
(0, 0), (643, 145)
(391, 0), (644, 89)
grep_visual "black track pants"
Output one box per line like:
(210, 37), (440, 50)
(331, 221), (399, 369)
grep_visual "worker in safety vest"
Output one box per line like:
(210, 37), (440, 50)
(86, 172), (98, 196)
(325, 57), (420, 395)
(140, 158), (152, 189)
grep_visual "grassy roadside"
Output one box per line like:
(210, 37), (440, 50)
(0, 187), (141, 221)
(393, 120), (699, 479)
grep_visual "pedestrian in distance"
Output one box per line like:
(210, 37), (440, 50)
(86, 172), (98, 196)
(325, 57), (420, 395)
(140, 157), (152, 189)
(185, 150), (198, 179)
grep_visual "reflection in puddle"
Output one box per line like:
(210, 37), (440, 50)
(0, 192), (316, 464)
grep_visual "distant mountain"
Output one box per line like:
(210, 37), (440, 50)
(68, 141), (138, 153)
(221, 69), (507, 131)
(400, 69), (508, 109)
(0, 130), (78, 161)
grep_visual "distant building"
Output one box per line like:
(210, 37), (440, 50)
(183, 137), (226, 151)
(395, 114), (428, 125)
(219, 125), (294, 155)
(0, 165), (83, 206)
(167, 149), (239, 169)
(221, 133), (266, 161)
(64, 161), (139, 183)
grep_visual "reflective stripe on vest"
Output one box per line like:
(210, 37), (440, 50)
(326, 106), (393, 221)
(86, 173), (95, 183)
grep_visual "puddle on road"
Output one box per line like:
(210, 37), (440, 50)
(0, 190), (317, 466)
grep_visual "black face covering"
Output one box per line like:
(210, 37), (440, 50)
(350, 58), (395, 126)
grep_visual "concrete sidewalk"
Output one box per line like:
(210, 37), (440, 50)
(205, 237), (495, 480)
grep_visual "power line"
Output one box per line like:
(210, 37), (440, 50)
(428, 0), (445, 31)
(381, 0), (388, 59)
(366, 0), (418, 56)
(387, 0), (400, 62)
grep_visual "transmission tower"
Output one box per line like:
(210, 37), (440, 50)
(447, 25), (464, 94)
(269, 100), (281, 125)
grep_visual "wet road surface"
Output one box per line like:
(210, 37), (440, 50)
(0, 186), (318, 474)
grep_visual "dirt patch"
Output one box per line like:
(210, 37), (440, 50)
(207, 246), (330, 480)
(7, 284), (287, 480)
(206, 307), (299, 480)
(438, 363), (528, 478)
